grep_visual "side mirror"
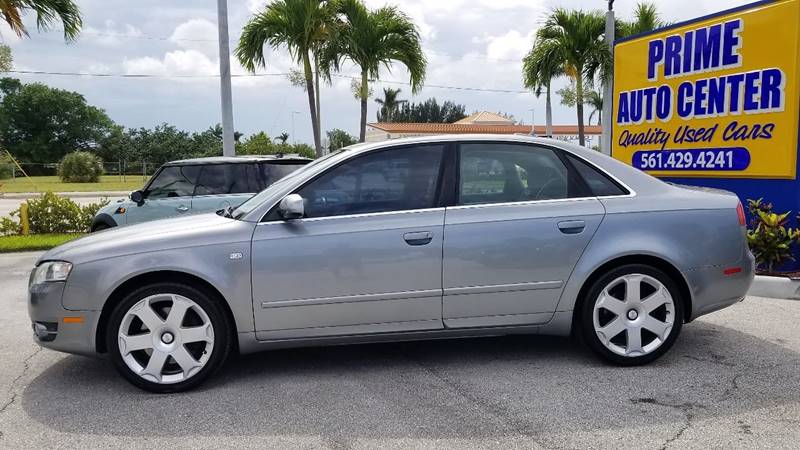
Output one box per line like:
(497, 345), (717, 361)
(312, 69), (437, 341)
(278, 194), (304, 220)
(130, 190), (145, 206)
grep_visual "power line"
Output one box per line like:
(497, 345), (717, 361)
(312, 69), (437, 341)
(4, 70), (531, 94)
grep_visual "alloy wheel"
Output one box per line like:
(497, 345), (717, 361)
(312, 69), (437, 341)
(592, 274), (675, 357)
(117, 293), (215, 384)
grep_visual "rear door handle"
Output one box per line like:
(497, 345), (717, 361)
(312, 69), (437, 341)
(177, 205), (189, 212)
(403, 231), (433, 246)
(558, 220), (585, 234)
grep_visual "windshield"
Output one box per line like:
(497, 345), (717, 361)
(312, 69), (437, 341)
(232, 150), (343, 219)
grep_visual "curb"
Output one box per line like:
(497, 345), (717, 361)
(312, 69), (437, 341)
(748, 275), (800, 300)
(0, 191), (129, 199)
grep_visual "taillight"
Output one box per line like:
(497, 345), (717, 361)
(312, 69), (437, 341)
(736, 202), (746, 226)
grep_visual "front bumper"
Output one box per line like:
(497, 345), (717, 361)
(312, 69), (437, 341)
(28, 281), (100, 356)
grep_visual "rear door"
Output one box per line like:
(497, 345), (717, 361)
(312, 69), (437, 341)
(442, 142), (606, 328)
(191, 163), (260, 213)
(251, 144), (448, 340)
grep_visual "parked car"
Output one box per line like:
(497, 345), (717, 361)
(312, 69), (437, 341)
(29, 135), (754, 392)
(91, 155), (310, 231)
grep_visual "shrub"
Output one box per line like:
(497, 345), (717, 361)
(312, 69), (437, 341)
(746, 198), (798, 272)
(0, 154), (13, 180)
(1, 192), (109, 235)
(58, 151), (104, 183)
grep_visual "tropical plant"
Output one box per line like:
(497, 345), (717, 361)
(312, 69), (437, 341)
(374, 87), (406, 122)
(0, 152), (13, 179)
(585, 90), (603, 125)
(58, 151), (104, 183)
(0, 0), (82, 40)
(326, 128), (357, 150)
(746, 198), (798, 273)
(325, 0), (426, 142)
(617, 2), (667, 38)
(0, 44), (12, 71)
(534, 8), (607, 146)
(277, 132), (290, 145)
(522, 36), (564, 137)
(236, 0), (338, 156)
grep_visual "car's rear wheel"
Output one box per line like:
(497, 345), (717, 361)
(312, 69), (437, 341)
(580, 264), (684, 365)
(106, 283), (231, 393)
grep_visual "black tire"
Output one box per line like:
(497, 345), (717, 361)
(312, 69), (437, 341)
(580, 264), (684, 366)
(106, 282), (232, 393)
(91, 223), (110, 232)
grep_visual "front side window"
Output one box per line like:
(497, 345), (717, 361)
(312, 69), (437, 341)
(194, 164), (259, 195)
(145, 165), (200, 199)
(458, 143), (583, 205)
(296, 145), (444, 218)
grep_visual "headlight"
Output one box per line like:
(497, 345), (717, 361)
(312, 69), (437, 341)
(31, 261), (73, 285)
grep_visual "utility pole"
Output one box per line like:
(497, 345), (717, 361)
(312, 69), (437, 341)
(601, 0), (615, 155)
(217, 0), (235, 156)
(291, 111), (300, 146)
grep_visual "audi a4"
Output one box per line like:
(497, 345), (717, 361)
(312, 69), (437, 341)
(28, 135), (754, 392)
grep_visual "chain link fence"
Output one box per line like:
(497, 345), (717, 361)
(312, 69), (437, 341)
(1, 161), (159, 181)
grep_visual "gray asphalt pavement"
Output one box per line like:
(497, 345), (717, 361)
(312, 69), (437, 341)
(1, 252), (799, 449)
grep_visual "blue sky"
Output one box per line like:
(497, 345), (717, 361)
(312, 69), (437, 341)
(2, 0), (751, 145)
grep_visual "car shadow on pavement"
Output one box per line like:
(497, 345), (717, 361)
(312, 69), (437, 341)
(21, 322), (800, 443)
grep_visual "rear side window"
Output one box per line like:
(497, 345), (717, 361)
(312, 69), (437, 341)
(259, 162), (307, 190)
(458, 143), (585, 205)
(565, 154), (628, 197)
(194, 164), (260, 195)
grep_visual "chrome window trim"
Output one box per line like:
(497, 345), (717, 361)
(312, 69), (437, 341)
(256, 206), (446, 226)
(448, 196), (600, 211)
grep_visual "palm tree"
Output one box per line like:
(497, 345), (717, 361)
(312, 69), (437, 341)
(536, 9), (607, 146)
(618, 3), (667, 38)
(278, 132), (290, 145)
(522, 37), (564, 138)
(0, 0), (82, 40)
(585, 90), (603, 125)
(327, 0), (426, 142)
(236, 0), (337, 157)
(374, 87), (406, 122)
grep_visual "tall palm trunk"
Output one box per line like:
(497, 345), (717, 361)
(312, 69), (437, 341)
(314, 54), (321, 151)
(359, 70), (368, 142)
(545, 82), (553, 137)
(303, 53), (322, 157)
(575, 73), (585, 147)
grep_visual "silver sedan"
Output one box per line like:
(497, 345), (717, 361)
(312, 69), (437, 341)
(28, 135), (754, 392)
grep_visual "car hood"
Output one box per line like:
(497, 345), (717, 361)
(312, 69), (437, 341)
(40, 213), (255, 265)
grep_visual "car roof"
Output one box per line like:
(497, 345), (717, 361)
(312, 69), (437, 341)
(163, 155), (312, 166)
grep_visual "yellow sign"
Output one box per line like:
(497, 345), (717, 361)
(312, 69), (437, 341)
(611, 0), (800, 179)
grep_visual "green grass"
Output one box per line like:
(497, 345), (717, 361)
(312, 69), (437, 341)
(0, 176), (147, 194)
(0, 233), (83, 253)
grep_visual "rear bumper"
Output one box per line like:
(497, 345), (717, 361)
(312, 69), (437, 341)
(28, 281), (100, 356)
(684, 248), (755, 321)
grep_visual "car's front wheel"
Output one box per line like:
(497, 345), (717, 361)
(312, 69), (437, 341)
(106, 282), (231, 393)
(580, 264), (684, 365)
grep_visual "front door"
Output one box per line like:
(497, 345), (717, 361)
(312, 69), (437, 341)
(251, 144), (448, 340)
(442, 142), (605, 328)
(127, 165), (200, 225)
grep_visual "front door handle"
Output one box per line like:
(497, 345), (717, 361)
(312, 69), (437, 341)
(403, 231), (433, 246)
(557, 220), (585, 234)
(176, 205), (189, 212)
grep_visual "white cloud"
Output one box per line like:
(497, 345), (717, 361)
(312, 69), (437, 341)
(170, 18), (218, 56)
(122, 50), (217, 77)
(484, 29), (535, 61)
(83, 20), (142, 47)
